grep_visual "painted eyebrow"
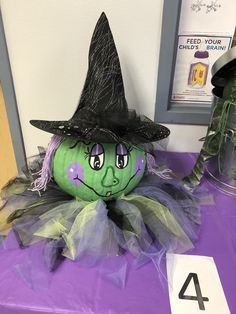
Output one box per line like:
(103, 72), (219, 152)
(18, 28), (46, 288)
(69, 140), (79, 149)
(69, 140), (91, 149)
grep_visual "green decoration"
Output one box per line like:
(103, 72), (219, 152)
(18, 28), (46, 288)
(0, 13), (200, 280)
(53, 139), (146, 201)
(184, 48), (236, 189)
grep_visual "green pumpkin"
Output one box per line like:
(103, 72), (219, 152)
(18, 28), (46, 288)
(53, 138), (146, 201)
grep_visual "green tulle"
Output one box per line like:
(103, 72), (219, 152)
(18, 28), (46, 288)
(29, 194), (194, 260)
(1, 175), (198, 265)
(34, 200), (88, 243)
(0, 178), (30, 236)
(60, 201), (99, 259)
(33, 200), (114, 259)
(0, 177), (30, 198)
(122, 194), (193, 251)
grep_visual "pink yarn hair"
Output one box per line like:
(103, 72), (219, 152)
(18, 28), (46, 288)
(31, 135), (63, 192)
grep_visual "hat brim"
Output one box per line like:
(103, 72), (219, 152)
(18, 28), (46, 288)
(30, 118), (170, 144)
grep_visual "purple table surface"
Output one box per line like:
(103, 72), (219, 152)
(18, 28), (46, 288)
(0, 151), (236, 314)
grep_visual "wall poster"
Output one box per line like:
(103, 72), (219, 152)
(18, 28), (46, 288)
(171, 0), (236, 104)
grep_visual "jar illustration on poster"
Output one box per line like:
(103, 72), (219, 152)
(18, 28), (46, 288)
(188, 50), (209, 88)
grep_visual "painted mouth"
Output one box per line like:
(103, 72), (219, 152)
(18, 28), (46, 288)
(73, 168), (140, 198)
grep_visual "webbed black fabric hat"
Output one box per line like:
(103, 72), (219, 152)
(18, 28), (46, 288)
(30, 12), (170, 144)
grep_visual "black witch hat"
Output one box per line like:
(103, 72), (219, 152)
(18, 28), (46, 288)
(30, 12), (170, 144)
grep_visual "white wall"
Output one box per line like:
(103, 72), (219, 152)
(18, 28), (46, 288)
(1, 0), (206, 156)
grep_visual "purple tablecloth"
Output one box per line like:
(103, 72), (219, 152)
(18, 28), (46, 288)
(0, 152), (235, 314)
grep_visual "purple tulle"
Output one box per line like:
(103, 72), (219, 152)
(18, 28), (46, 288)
(44, 238), (65, 271)
(1, 168), (200, 290)
(133, 177), (200, 242)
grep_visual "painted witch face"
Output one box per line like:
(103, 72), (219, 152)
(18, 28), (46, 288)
(53, 139), (146, 201)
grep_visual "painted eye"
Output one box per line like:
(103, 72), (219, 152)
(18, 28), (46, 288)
(116, 144), (129, 169)
(89, 144), (104, 170)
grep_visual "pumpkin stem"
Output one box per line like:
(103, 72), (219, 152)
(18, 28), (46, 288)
(31, 135), (63, 193)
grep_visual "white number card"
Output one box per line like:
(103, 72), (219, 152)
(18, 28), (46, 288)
(166, 254), (230, 314)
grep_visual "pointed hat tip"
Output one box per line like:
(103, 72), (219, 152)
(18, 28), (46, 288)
(92, 12), (111, 38)
(100, 12), (107, 18)
(99, 12), (109, 22)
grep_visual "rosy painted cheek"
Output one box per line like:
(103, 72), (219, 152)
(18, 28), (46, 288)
(135, 156), (145, 176)
(67, 163), (84, 187)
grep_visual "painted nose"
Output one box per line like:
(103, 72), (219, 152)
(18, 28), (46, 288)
(102, 166), (119, 187)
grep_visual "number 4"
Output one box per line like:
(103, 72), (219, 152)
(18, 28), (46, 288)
(178, 273), (209, 310)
